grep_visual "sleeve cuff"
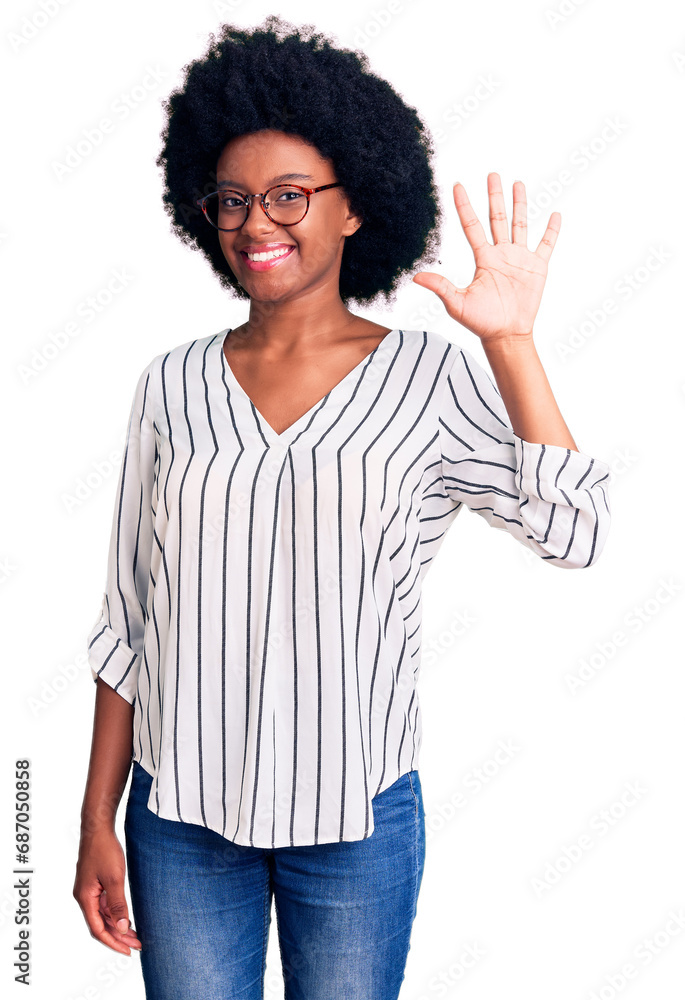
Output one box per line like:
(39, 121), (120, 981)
(87, 623), (140, 705)
(513, 433), (612, 506)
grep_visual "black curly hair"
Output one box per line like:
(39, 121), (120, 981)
(155, 14), (444, 307)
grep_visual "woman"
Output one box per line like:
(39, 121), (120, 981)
(73, 15), (611, 1000)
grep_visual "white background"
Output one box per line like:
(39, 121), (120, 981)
(2, 0), (684, 997)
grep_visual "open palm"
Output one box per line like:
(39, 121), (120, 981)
(413, 173), (561, 344)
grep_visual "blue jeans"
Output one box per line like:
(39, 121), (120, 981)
(124, 760), (426, 1000)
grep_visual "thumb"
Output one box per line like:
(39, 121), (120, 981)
(102, 886), (131, 935)
(412, 272), (464, 321)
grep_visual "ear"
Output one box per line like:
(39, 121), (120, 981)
(338, 184), (363, 236)
(342, 212), (363, 237)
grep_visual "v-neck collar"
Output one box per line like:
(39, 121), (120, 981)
(217, 327), (400, 447)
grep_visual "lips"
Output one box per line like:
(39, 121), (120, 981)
(239, 243), (295, 254)
(240, 244), (296, 271)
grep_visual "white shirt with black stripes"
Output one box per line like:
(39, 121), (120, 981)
(87, 327), (612, 848)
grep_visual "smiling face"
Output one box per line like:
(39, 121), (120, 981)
(214, 130), (362, 305)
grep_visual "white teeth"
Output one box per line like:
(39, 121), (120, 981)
(246, 247), (291, 261)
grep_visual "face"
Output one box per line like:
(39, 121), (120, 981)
(213, 130), (361, 304)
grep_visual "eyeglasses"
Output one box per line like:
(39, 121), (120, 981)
(195, 182), (343, 231)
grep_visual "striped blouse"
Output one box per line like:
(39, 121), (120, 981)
(87, 326), (612, 848)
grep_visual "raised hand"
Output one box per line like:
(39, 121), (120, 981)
(412, 173), (561, 346)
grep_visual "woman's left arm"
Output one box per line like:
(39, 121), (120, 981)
(480, 337), (578, 451)
(413, 173), (581, 450)
(415, 172), (612, 569)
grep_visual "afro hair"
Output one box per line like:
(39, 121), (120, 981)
(155, 14), (444, 307)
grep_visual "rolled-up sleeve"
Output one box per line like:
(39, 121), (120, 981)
(438, 346), (611, 568)
(87, 359), (157, 702)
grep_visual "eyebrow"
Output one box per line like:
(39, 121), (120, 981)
(218, 173), (316, 189)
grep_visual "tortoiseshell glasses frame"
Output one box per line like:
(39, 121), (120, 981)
(195, 182), (344, 231)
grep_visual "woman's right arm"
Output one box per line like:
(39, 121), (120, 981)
(76, 359), (157, 953)
(72, 677), (142, 955)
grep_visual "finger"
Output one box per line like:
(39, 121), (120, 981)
(511, 180), (528, 247)
(120, 926), (143, 949)
(100, 887), (132, 936)
(534, 212), (561, 262)
(412, 271), (466, 321)
(412, 272), (465, 297)
(487, 172), (510, 244)
(100, 891), (143, 951)
(452, 182), (489, 253)
(79, 888), (137, 955)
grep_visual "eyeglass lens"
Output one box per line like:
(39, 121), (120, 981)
(204, 186), (308, 230)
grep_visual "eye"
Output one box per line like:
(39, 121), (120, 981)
(220, 194), (246, 208)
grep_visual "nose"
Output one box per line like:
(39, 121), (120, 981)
(239, 195), (277, 233)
